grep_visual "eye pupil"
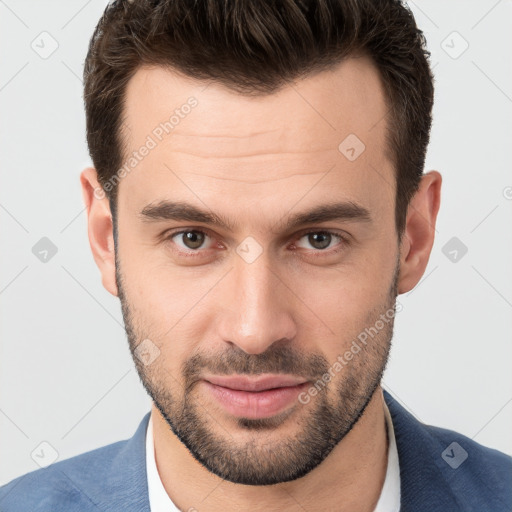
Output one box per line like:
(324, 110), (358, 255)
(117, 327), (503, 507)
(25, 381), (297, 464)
(183, 231), (205, 249)
(308, 232), (331, 249)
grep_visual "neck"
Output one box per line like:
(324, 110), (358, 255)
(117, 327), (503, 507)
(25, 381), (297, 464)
(151, 386), (388, 512)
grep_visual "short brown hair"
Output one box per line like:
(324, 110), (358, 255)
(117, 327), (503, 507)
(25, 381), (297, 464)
(84, 0), (434, 237)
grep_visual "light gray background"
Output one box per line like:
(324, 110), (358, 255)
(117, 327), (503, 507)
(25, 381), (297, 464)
(1, 0), (511, 485)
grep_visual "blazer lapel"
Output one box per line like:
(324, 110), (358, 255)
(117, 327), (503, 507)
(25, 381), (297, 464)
(384, 391), (461, 511)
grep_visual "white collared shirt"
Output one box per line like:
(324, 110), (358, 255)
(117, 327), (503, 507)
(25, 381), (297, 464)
(145, 403), (400, 511)
(374, 400), (401, 512)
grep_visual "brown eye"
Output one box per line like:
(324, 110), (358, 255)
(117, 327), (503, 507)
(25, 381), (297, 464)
(172, 230), (209, 250)
(180, 231), (205, 249)
(307, 232), (332, 250)
(296, 231), (342, 251)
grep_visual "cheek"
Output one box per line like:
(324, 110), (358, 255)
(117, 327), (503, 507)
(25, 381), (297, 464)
(120, 257), (219, 361)
(296, 257), (394, 352)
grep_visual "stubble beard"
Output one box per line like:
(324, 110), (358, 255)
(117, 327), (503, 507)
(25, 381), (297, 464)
(116, 253), (399, 485)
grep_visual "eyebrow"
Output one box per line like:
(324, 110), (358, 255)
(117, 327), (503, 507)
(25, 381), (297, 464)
(139, 199), (372, 232)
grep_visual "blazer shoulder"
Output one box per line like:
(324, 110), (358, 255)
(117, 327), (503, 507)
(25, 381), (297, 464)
(384, 390), (512, 511)
(0, 411), (151, 512)
(0, 438), (129, 512)
(427, 423), (512, 511)
(425, 421), (512, 484)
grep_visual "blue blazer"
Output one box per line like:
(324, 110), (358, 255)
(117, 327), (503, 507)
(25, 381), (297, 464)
(1, 390), (511, 511)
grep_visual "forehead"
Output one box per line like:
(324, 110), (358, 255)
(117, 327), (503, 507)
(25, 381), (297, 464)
(118, 57), (394, 225)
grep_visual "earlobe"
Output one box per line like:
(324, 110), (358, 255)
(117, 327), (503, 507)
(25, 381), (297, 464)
(397, 171), (442, 294)
(80, 167), (119, 297)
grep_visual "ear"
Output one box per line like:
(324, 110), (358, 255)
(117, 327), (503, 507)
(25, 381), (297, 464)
(80, 167), (118, 297)
(397, 171), (442, 294)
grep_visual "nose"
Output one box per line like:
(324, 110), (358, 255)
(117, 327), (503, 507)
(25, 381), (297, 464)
(216, 251), (297, 355)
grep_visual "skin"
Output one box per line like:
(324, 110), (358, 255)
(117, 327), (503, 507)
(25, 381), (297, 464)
(81, 56), (441, 511)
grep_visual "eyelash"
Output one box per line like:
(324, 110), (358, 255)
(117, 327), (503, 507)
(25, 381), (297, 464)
(162, 228), (350, 259)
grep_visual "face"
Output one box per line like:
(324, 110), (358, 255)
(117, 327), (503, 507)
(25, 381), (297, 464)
(114, 57), (401, 485)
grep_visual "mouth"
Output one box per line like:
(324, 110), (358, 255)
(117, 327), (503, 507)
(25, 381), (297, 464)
(201, 374), (310, 419)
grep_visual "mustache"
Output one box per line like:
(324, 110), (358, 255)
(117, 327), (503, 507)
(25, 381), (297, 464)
(182, 344), (330, 382)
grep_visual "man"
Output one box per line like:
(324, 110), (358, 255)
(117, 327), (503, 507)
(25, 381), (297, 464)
(1, 0), (510, 510)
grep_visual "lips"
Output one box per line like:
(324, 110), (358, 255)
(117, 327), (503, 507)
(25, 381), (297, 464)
(201, 374), (310, 419)
(203, 374), (308, 392)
